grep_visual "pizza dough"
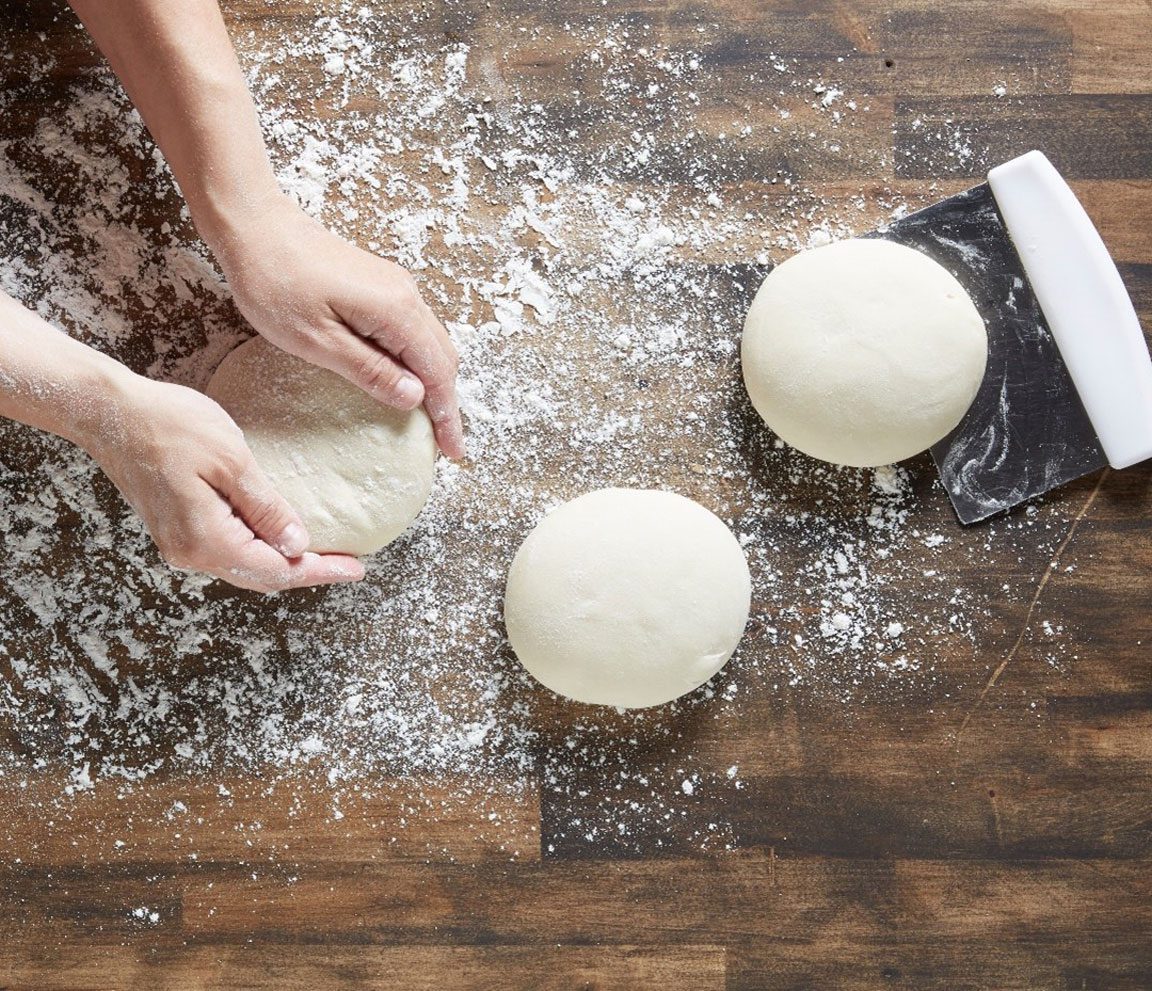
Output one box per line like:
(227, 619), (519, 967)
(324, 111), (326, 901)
(504, 488), (751, 709)
(741, 238), (988, 467)
(206, 336), (436, 555)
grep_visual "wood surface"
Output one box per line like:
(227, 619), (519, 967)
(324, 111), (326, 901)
(1, 1), (1151, 989)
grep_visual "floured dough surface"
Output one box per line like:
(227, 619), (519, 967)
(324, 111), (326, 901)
(207, 336), (437, 555)
(504, 488), (751, 709)
(741, 238), (988, 468)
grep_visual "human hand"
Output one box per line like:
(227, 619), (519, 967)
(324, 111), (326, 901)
(210, 194), (465, 459)
(85, 372), (365, 593)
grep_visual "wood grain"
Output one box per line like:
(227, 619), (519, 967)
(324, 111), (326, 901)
(1, 0), (1150, 989)
(3, 945), (730, 991)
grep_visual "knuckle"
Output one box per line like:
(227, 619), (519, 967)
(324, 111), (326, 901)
(440, 342), (460, 373)
(390, 274), (420, 310)
(395, 269), (419, 294)
(426, 397), (454, 423)
(357, 354), (405, 396)
(215, 446), (250, 479)
(245, 495), (285, 534)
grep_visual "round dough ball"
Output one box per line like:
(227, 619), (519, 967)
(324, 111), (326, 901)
(741, 238), (988, 467)
(206, 336), (437, 555)
(504, 488), (751, 709)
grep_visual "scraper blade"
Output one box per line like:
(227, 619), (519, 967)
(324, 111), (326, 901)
(871, 181), (1108, 524)
(895, 152), (1152, 523)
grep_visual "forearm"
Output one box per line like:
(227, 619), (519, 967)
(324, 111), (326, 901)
(67, 0), (279, 254)
(68, 0), (464, 457)
(0, 291), (137, 452)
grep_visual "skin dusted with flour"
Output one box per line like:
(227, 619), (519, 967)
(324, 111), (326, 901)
(504, 488), (752, 709)
(741, 239), (989, 468)
(207, 337), (438, 556)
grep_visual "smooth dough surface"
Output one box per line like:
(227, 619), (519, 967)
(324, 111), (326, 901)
(206, 336), (437, 556)
(504, 488), (751, 709)
(741, 238), (988, 468)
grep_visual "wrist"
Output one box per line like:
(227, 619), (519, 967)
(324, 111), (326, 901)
(64, 352), (148, 459)
(0, 293), (147, 457)
(193, 185), (294, 271)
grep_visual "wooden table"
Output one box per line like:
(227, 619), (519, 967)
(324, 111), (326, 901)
(1, 1), (1150, 988)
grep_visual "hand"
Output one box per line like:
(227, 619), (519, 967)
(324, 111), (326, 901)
(85, 373), (365, 593)
(210, 194), (465, 459)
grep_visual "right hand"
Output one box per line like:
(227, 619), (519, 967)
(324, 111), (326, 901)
(207, 194), (466, 459)
(85, 373), (364, 593)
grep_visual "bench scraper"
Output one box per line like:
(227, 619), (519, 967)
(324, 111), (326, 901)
(869, 150), (1152, 524)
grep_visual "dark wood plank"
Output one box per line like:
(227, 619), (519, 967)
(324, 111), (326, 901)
(729, 935), (1152, 991)
(896, 95), (1152, 179)
(167, 857), (1151, 946)
(3, 855), (1147, 947)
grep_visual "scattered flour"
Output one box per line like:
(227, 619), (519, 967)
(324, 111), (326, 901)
(0, 5), (1077, 858)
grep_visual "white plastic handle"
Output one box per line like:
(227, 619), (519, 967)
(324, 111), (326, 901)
(988, 151), (1152, 469)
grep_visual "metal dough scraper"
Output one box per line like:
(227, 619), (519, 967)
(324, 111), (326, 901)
(870, 150), (1152, 524)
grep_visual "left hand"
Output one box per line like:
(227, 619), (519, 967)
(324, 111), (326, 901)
(210, 194), (465, 459)
(84, 374), (365, 593)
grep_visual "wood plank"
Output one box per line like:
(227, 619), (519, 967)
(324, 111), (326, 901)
(896, 95), (1152, 179)
(0, 867), (185, 938)
(2, 944), (728, 991)
(495, 0), (1075, 97)
(540, 759), (1152, 860)
(594, 180), (1152, 268)
(4, 858), (1146, 989)
(0, 774), (540, 866)
(165, 857), (1152, 943)
(1062, 183), (1152, 263)
(1067, 1), (1152, 94)
(729, 935), (1152, 991)
(868, 3), (1073, 96)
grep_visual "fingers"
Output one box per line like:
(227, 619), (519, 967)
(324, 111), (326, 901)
(159, 481), (365, 593)
(223, 545), (366, 593)
(403, 345), (464, 460)
(300, 329), (427, 412)
(417, 295), (461, 369)
(334, 274), (466, 460)
(214, 454), (311, 558)
(404, 299), (466, 460)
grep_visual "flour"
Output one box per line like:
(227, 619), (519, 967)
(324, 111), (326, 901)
(0, 5), (1076, 857)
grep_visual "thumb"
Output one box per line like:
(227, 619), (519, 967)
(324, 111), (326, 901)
(225, 457), (311, 558)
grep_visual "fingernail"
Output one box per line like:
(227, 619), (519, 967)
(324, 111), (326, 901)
(395, 374), (424, 409)
(277, 522), (309, 558)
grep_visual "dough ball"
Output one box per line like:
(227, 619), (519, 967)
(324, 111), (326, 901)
(504, 488), (751, 709)
(206, 337), (437, 555)
(741, 238), (988, 467)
